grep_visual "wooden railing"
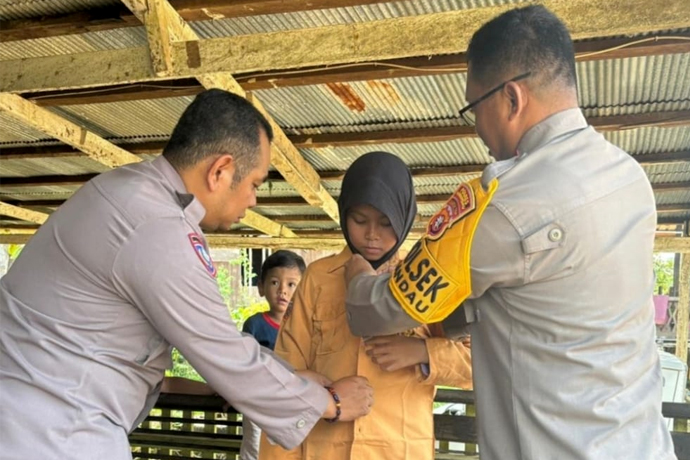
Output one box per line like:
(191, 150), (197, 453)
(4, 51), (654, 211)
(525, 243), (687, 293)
(130, 390), (690, 459)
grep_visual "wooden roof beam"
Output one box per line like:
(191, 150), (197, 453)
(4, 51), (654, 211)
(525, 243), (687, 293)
(3, 149), (690, 190)
(0, 1), (391, 43)
(2, 227), (689, 252)
(0, 93), (287, 236)
(0, 93), (141, 168)
(22, 32), (690, 105)
(121, 0), (338, 226)
(657, 204), (690, 213)
(2, 0), (689, 93)
(2, 112), (689, 163)
(0, 202), (48, 225)
(4, 183), (686, 212)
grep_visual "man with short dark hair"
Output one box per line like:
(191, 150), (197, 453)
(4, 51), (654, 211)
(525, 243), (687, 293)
(343, 5), (676, 459)
(0, 89), (373, 460)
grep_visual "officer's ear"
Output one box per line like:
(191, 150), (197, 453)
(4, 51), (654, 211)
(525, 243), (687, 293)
(503, 81), (527, 121)
(206, 154), (236, 191)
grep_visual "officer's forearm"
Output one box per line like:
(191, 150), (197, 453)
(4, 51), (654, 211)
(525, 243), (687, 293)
(345, 273), (420, 336)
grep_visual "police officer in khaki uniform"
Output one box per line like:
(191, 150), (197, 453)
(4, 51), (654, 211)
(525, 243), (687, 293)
(343, 6), (676, 460)
(0, 90), (373, 460)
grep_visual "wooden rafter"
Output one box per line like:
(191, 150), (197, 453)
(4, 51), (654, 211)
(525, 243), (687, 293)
(0, 93), (140, 168)
(2, 228), (689, 252)
(0, 1), (391, 43)
(121, 0), (339, 225)
(2, 0), (689, 93)
(656, 237), (690, 253)
(0, 203), (48, 225)
(5, 181), (690, 213)
(1, 112), (689, 164)
(22, 33), (690, 105)
(3, 147), (690, 192)
(0, 93), (285, 236)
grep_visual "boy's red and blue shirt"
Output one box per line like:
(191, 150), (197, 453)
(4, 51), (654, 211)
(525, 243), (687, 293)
(242, 312), (280, 350)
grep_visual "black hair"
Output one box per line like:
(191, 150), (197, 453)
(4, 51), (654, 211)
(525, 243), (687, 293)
(162, 89), (273, 183)
(466, 5), (577, 90)
(259, 250), (306, 284)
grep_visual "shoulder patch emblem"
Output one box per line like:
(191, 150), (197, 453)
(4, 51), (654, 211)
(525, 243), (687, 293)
(426, 183), (476, 240)
(188, 233), (217, 278)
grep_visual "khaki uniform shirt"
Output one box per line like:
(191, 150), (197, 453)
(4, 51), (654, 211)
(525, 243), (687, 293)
(0, 156), (328, 460)
(345, 109), (676, 460)
(259, 248), (472, 460)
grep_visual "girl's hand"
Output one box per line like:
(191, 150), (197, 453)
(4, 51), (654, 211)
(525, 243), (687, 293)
(364, 335), (429, 372)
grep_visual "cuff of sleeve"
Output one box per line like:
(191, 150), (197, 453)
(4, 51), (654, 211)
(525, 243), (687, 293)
(420, 363), (430, 378)
(416, 338), (443, 384)
(266, 382), (330, 450)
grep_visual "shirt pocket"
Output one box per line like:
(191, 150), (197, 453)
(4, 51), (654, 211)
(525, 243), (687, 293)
(521, 221), (574, 283)
(312, 300), (349, 356)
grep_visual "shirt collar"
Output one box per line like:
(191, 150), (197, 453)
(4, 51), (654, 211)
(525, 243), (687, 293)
(326, 247), (353, 273)
(151, 156), (207, 224)
(325, 247), (402, 274)
(516, 107), (588, 155)
(482, 108), (587, 187)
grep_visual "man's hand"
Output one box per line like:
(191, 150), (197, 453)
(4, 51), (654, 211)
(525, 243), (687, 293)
(324, 376), (373, 422)
(295, 369), (333, 387)
(364, 335), (429, 372)
(344, 254), (375, 286)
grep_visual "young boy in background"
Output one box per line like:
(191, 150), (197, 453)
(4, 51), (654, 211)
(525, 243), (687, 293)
(240, 250), (307, 460)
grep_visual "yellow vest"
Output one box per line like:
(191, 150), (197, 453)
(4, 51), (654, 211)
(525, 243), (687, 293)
(389, 177), (498, 323)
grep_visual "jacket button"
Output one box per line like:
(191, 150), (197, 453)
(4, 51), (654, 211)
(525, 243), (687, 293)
(548, 228), (563, 242)
(296, 419), (306, 428)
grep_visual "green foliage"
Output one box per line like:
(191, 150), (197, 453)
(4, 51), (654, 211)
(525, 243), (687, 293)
(165, 348), (204, 382)
(7, 244), (23, 260)
(167, 249), (267, 380)
(654, 254), (675, 295)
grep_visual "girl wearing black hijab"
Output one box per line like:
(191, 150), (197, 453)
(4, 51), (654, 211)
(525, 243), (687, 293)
(259, 152), (472, 460)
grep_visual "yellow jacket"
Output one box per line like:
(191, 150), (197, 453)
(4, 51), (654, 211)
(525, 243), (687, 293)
(259, 248), (472, 460)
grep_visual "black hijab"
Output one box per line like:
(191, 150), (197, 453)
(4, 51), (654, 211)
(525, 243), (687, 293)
(338, 151), (417, 269)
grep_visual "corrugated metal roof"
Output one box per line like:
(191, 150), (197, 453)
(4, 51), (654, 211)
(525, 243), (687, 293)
(187, 0), (529, 39)
(656, 191), (690, 205)
(0, 1), (689, 231)
(0, 52), (685, 147)
(0, 112), (49, 143)
(0, 0), (524, 60)
(0, 27), (147, 61)
(256, 74), (468, 129)
(643, 162), (690, 184)
(0, 156), (109, 177)
(50, 97), (190, 139)
(300, 140), (490, 171)
(604, 127), (690, 155)
(255, 54), (689, 130)
(578, 54), (690, 115)
(255, 206), (323, 217)
(657, 211), (690, 221)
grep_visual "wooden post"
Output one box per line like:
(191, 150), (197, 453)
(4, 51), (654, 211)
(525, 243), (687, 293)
(676, 254), (690, 365)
